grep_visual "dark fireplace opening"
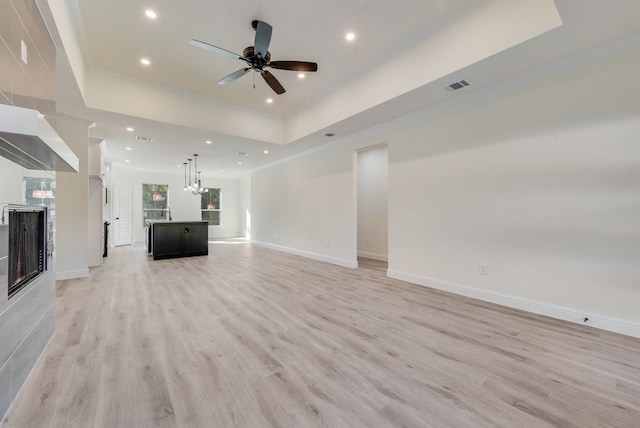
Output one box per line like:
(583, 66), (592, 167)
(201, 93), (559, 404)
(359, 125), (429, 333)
(4, 206), (47, 298)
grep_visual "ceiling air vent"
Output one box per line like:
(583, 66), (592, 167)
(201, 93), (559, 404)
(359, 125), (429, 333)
(324, 132), (336, 137)
(135, 135), (153, 142)
(445, 79), (471, 92)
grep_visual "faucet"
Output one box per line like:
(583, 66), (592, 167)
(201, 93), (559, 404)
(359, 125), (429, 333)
(163, 206), (172, 221)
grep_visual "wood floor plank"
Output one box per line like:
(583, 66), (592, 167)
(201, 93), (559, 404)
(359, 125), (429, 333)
(2, 241), (639, 427)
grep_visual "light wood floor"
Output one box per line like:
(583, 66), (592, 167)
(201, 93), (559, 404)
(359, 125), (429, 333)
(357, 257), (388, 273)
(2, 242), (639, 427)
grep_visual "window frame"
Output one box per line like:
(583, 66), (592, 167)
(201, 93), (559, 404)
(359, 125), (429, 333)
(142, 183), (169, 223)
(200, 187), (221, 226)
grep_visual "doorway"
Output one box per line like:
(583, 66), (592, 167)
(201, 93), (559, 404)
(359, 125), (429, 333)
(113, 184), (133, 246)
(356, 144), (388, 270)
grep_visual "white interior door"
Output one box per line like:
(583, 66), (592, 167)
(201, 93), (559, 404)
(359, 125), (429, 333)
(113, 184), (132, 246)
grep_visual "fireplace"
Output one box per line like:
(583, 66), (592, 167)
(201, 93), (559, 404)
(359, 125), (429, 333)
(0, 205), (48, 298)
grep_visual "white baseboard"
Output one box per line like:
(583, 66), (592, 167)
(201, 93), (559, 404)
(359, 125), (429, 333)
(56, 269), (90, 281)
(357, 251), (388, 262)
(251, 241), (358, 268)
(387, 270), (640, 339)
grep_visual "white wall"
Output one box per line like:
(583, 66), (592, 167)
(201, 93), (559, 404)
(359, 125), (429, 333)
(251, 43), (640, 335)
(110, 165), (244, 242)
(55, 115), (91, 280)
(240, 176), (251, 239)
(357, 146), (388, 261)
(252, 147), (357, 267)
(0, 156), (24, 204)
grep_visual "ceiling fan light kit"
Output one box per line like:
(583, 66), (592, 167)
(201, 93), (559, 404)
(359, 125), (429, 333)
(191, 20), (318, 95)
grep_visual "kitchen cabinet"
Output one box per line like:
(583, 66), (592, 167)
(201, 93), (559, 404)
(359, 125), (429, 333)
(146, 221), (208, 260)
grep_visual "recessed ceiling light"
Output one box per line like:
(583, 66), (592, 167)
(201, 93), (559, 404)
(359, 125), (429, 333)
(125, 147), (132, 151)
(237, 161), (242, 165)
(125, 160), (130, 163)
(266, 98), (273, 104)
(220, 169), (224, 173)
(263, 150), (269, 154)
(126, 127), (134, 132)
(177, 165), (182, 168)
(145, 9), (157, 19)
(205, 140), (212, 144)
(140, 58), (151, 66)
(345, 32), (356, 42)
(298, 73), (305, 79)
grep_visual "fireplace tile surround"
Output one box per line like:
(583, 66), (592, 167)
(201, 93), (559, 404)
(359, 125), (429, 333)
(0, 178), (57, 423)
(0, 0), (59, 421)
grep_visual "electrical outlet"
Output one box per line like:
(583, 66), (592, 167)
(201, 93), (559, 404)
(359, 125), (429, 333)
(325, 240), (330, 248)
(479, 264), (489, 275)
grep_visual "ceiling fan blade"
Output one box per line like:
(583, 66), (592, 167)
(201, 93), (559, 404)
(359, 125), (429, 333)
(269, 61), (318, 72)
(254, 21), (272, 59)
(191, 39), (247, 62)
(261, 70), (285, 95)
(218, 68), (251, 85)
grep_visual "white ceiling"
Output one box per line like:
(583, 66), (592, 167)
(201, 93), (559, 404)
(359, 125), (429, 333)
(74, 0), (474, 116)
(45, 0), (640, 177)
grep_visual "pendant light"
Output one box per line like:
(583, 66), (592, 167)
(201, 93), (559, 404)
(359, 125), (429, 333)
(183, 162), (188, 191)
(184, 154), (208, 195)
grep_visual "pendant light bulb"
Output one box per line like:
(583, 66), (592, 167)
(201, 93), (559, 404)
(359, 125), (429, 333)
(193, 154), (200, 194)
(183, 162), (188, 191)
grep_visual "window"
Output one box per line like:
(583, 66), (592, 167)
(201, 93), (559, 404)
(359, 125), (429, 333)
(142, 183), (168, 221)
(201, 188), (220, 225)
(24, 177), (56, 209)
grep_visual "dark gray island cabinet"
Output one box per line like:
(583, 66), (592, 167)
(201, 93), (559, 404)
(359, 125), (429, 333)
(146, 220), (209, 260)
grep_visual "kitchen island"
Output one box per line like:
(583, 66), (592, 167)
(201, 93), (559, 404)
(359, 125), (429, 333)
(146, 220), (209, 260)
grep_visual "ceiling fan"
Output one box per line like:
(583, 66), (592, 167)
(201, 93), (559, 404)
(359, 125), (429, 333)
(191, 20), (318, 95)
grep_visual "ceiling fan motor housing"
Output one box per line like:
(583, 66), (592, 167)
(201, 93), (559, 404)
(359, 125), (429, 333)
(243, 46), (270, 69)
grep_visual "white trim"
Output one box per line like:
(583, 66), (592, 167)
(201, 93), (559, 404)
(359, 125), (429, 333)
(387, 270), (640, 339)
(56, 269), (90, 281)
(357, 251), (388, 262)
(251, 240), (358, 268)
